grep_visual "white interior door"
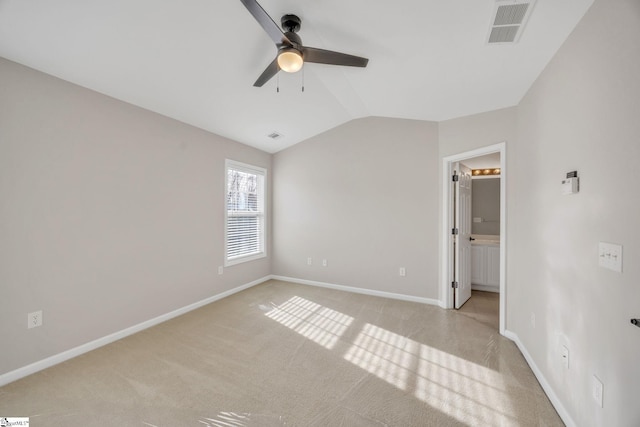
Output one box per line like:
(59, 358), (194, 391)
(454, 163), (473, 309)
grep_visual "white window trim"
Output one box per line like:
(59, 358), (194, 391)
(224, 159), (267, 267)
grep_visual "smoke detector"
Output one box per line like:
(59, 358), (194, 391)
(487, 0), (536, 44)
(267, 131), (284, 140)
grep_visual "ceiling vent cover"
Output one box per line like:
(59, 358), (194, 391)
(487, 0), (536, 44)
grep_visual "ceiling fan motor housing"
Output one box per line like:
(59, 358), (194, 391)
(281, 14), (301, 33)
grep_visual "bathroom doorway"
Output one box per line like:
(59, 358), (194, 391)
(442, 143), (506, 334)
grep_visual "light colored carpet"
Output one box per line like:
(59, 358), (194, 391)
(458, 290), (500, 331)
(0, 280), (563, 426)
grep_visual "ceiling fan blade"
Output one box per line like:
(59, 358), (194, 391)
(302, 47), (369, 67)
(239, 0), (291, 46)
(253, 57), (280, 87)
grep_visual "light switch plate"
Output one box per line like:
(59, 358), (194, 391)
(598, 242), (623, 272)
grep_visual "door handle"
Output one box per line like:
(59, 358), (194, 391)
(632, 319), (640, 328)
(469, 237), (475, 241)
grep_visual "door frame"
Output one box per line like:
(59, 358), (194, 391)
(441, 142), (506, 335)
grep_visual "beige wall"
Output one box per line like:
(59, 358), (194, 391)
(0, 58), (272, 376)
(272, 117), (440, 299)
(510, 0), (640, 425)
(438, 107), (517, 159)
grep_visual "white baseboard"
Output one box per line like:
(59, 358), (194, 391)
(471, 284), (500, 293)
(271, 275), (441, 306)
(0, 276), (271, 387)
(504, 329), (576, 427)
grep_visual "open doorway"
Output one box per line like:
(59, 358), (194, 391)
(442, 143), (506, 335)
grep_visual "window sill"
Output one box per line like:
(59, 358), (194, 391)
(224, 252), (266, 267)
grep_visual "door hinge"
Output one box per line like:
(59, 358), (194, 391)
(452, 228), (459, 235)
(451, 281), (459, 289)
(452, 174), (459, 182)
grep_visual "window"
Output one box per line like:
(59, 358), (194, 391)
(225, 160), (266, 266)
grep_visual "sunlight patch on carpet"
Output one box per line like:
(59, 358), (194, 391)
(265, 296), (353, 349)
(345, 323), (518, 425)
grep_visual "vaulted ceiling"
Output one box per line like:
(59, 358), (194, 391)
(0, 0), (593, 153)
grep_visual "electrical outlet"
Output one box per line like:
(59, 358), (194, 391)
(592, 375), (604, 408)
(218, 266), (223, 275)
(561, 345), (569, 369)
(399, 267), (406, 277)
(322, 259), (328, 267)
(28, 310), (42, 329)
(307, 257), (312, 266)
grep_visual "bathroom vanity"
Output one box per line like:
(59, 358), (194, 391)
(471, 235), (500, 293)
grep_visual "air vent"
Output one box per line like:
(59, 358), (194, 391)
(487, 0), (536, 44)
(489, 26), (520, 43)
(267, 132), (283, 140)
(494, 3), (529, 26)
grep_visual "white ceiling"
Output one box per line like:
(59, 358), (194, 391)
(0, 0), (593, 153)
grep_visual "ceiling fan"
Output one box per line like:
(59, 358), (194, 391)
(239, 0), (369, 87)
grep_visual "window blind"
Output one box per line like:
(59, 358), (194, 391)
(225, 160), (266, 265)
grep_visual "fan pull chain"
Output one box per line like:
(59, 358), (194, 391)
(301, 66), (305, 92)
(277, 74), (280, 93)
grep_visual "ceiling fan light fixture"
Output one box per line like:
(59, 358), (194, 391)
(277, 48), (303, 73)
